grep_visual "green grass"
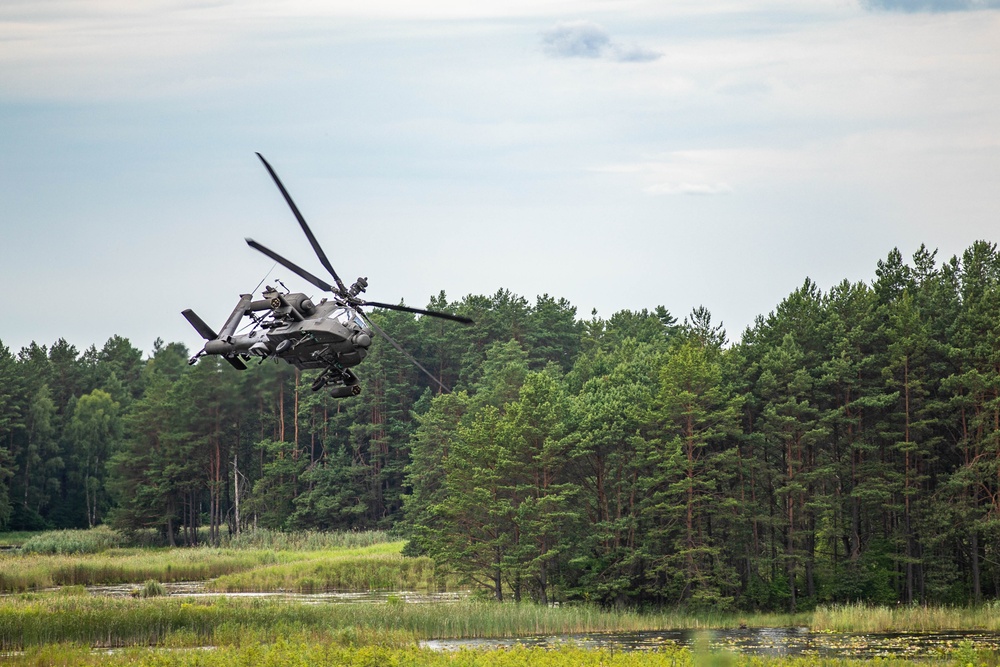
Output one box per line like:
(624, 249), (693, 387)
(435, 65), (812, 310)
(4, 594), (1000, 651)
(0, 539), (450, 593)
(20, 526), (126, 554)
(811, 602), (1000, 633)
(137, 579), (167, 598)
(0, 548), (286, 591)
(219, 528), (395, 550)
(2, 594), (1000, 665)
(206, 541), (444, 592)
(11, 526), (397, 552)
(0, 531), (41, 547)
(1, 640), (992, 667)
(0, 596), (807, 650)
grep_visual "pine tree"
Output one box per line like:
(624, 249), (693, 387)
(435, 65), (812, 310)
(66, 389), (122, 527)
(644, 335), (742, 608)
(504, 371), (576, 604)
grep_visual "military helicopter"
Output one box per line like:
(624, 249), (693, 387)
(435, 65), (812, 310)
(182, 153), (473, 398)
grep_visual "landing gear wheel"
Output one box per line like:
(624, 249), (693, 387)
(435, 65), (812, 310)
(311, 375), (329, 391)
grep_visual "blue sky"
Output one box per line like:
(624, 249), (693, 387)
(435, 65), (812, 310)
(2, 0), (999, 356)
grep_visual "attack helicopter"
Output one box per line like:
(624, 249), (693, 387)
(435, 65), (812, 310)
(182, 153), (473, 398)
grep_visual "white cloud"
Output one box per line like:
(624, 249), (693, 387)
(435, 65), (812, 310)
(644, 182), (733, 196)
(2, 0), (1000, 352)
(612, 43), (663, 63)
(862, 0), (1000, 11)
(541, 20), (661, 62)
(541, 20), (610, 58)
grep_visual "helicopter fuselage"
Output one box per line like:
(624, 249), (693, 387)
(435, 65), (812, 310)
(203, 292), (373, 372)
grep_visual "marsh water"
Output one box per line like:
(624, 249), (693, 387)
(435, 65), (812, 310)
(424, 627), (1000, 659)
(80, 584), (1000, 658)
(84, 581), (466, 604)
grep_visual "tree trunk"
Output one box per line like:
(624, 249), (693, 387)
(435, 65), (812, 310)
(234, 449), (241, 538)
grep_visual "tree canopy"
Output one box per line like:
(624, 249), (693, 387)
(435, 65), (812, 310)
(3, 245), (1000, 608)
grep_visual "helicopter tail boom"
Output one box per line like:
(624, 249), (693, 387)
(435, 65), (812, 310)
(182, 300), (251, 371)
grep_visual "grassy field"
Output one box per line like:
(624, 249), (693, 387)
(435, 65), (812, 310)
(1, 529), (998, 666)
(0, 531), (39, 547)
(0, 530), (447, 593)
(0, 596), (804, 649)
(811, 603), (1000, 633)
(0, 548), (286, 591)
(205, 540), (442, 592)
(4, 593), (1000, 650)
(1, 640), (991, 667)
(13, 527), (396, 554)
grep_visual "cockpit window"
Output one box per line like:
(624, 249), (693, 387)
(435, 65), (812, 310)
(328, 308), (366, 329)
(328, 308), (350, 323)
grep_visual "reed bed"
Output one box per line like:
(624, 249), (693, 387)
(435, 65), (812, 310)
(0, 540), (420, 593)
(0, 549), (285, 592)
(20, 526), (126, 554)
(8, 527), (398, 553)
(207, 543), (440, 592)
(811, 603), (1000, 633)
(219, 528), (395, 550)
(0, 597), (801, 649)
(0, 531), (40, 548)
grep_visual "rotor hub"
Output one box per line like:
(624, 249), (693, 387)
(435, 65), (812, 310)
(349, 276), (368, 297)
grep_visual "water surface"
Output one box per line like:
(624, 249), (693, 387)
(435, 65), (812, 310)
(423, 627), (1000, 659)
(77, 585), (1000, 658)
(85, 581), (467, 604)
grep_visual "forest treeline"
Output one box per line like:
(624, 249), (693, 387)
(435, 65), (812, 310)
(2, 242), (1000, 611)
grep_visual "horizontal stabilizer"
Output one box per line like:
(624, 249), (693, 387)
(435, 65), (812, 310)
(182, 309), (218, 341)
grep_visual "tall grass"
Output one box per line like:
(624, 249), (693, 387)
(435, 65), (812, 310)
(15, 526), (398, 553)
(0, 540), (431, 592)
(207, 542), (443, 592)
(1, 639), (988, 667)
(220, 528), (395, 550)
(811, 602), (1000, 633)
(0, 549), (284, 591)
(20, 526), (126, 554)
(0, 596), (805, 649)
(0, 531), (41, 547)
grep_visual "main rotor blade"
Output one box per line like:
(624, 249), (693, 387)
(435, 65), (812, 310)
(361, 300), (474, 324)
(245, 238), (336, 294)
(359, 312), (451, 393)
(255, 153), (349, 295)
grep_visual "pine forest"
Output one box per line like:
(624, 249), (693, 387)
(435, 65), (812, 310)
(4, 242), (1000, 613)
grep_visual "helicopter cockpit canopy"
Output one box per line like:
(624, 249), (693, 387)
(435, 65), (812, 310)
(328, 308), (367, 330)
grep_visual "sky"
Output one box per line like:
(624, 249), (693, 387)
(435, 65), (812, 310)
(1, 0), (999, 357)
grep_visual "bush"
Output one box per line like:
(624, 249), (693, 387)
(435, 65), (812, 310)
(20, 527), (125, 555)
(137, 579), (166, 598)
(220, 529), (395, 551)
